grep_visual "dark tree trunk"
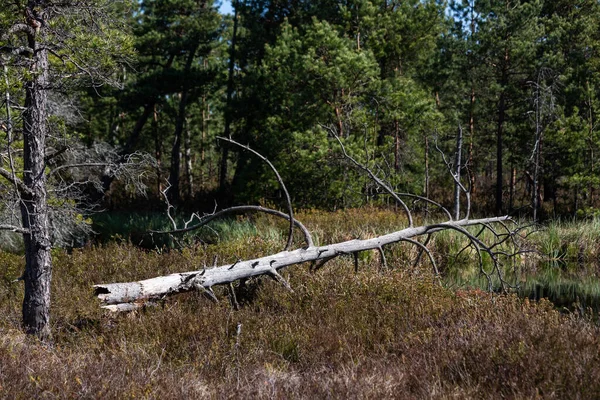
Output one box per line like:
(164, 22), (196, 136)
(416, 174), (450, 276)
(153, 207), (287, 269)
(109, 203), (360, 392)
(496, 49), (509, 216)
(220, 1), (239, 191)
(21, 18), (52, 340)
(168, 47), (197, 205)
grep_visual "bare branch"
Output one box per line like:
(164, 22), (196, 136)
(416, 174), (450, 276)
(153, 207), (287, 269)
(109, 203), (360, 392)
(0, 224), (29, 234)
(377, 246), (387, 270)
(331, 132), (414, 227)
(228, 282), (240, 310)
(44, 146), (69, 162)
(394, 192), (452, 220)
(401, 238), (439, 278)
(413, 234), (432, 268)
(268, 269), (293, 292)
(217, 136), (296, 251)
(0, 166), (31, 196)
(151, 205), (314, 248)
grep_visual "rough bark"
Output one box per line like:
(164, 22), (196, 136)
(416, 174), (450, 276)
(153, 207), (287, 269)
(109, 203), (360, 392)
(21, 12), (52, 339)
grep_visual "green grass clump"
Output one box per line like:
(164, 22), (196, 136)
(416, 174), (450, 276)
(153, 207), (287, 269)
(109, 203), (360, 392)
(91, 211), (284, 250)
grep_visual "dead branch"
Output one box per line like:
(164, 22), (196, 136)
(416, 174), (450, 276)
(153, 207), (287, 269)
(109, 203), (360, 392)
(217, 137), (295, 251)
(332, 133), (414, 227)
(151, 205), (314, 248)
(0, 224), (29, 234)
(93, 135), (522, 312)
(94, 216), (511, 311)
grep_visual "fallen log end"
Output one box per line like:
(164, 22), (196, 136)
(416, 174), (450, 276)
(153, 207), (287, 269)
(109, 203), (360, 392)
(101, 303), (144, 312)
(93, 282), (145, 305)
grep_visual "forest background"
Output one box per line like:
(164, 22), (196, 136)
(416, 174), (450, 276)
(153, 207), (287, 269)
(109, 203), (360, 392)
(4, 0), (597, 228)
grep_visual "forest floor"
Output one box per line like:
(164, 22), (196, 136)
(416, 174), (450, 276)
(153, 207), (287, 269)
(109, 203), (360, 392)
(1, 208), (600, 398)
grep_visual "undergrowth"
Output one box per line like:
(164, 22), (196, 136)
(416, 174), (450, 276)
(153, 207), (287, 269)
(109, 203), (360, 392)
(1, 208), (600, 398)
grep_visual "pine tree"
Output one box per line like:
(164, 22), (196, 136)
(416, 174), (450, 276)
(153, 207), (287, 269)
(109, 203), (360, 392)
(0, 0), (133, 339)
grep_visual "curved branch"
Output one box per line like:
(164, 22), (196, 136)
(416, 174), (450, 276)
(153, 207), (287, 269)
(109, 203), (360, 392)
(0, 224), (29, 234)
(377, 245), (387, 270)
(217, 137), (295, 251)
(331, 133), (414, 227)
(0, 166), (32, 196)
(425, 223), (501, 291)
(395, 193), (452, 220)
(151, 205), (314, 248)
(401, 238), (439, 278)
(413, 234), (432, 268)
(425, 223), (493, 258)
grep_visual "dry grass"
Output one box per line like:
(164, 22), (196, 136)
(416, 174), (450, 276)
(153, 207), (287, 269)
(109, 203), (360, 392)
(1, 209), (600, 398)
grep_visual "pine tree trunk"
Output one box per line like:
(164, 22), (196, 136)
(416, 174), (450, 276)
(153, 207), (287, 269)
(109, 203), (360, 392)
(496, 49), (509, 216)
(220, 1), (239, 191)
(168, 47), (197, 204)
(21, 25), (52, 340)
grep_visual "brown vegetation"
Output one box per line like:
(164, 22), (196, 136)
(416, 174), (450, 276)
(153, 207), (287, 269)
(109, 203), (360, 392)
(1, 209), (599, 398)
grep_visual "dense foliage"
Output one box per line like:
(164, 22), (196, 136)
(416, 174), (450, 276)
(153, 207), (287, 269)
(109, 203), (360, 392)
(122, 0), (600, 217)
(3, 0), (600, 217)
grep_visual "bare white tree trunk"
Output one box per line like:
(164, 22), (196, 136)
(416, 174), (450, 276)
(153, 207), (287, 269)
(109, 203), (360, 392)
(95, 216), (509, 311)
(454, 126), (463, 220)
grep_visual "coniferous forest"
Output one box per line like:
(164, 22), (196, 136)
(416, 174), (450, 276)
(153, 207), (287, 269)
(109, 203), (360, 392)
(3, 1), (600, 397)
(5, 0), (599, 217)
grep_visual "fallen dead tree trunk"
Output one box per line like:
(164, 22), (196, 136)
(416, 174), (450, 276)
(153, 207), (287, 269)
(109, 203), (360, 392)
(94, 216), (509, 311)
(94, 136), (525, 312)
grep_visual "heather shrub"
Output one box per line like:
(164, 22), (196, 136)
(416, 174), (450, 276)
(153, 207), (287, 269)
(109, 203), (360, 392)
(1, 209), (600, 398)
